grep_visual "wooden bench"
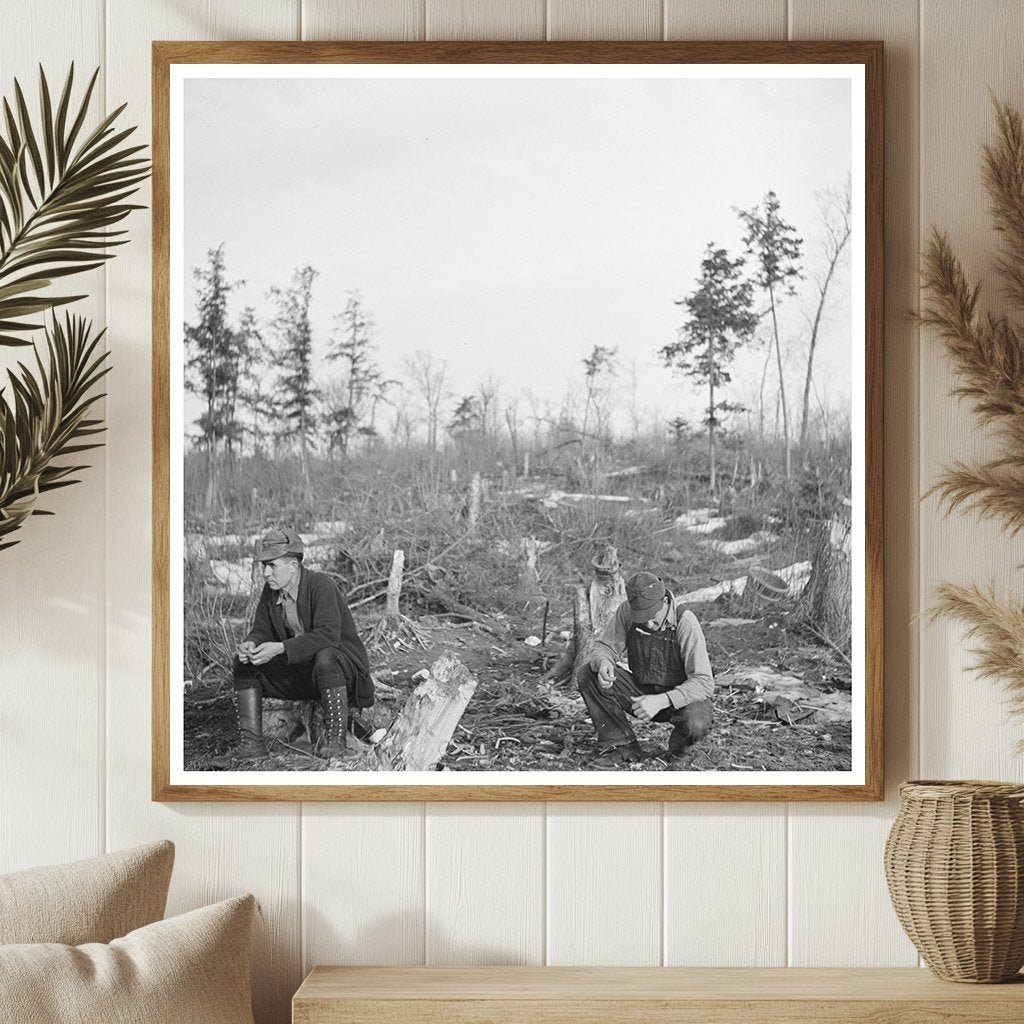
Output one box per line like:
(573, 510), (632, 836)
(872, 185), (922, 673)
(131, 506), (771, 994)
(292, 965), (1024, 1022)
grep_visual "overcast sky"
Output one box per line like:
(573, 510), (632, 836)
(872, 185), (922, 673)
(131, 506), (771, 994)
(183, 72), (854, 435)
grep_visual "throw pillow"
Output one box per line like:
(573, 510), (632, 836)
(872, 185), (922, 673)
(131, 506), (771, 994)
(0, 840), (174, 945)
(0, 893), (257, 1024)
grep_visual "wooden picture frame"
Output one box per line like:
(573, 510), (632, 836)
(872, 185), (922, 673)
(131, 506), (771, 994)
(153, 40), (883, 801)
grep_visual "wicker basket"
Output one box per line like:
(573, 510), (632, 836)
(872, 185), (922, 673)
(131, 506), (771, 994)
(884, 780), (1024, 982)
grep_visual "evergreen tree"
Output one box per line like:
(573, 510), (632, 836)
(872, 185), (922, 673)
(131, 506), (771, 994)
(327, 290), (386, 454)
(737, 190), (804, 477)
(234, 305), (273, 457)
(269, 265), (320, 500)
(661, 244), (757, 493)
(448, 394), (482, 439)
(184, 244), (241, 512)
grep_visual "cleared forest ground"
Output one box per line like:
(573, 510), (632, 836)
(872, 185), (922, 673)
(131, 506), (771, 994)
(183, 470), (853, 773)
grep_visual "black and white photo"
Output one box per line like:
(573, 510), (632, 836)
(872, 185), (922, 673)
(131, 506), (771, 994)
(154, 42), (883, 800)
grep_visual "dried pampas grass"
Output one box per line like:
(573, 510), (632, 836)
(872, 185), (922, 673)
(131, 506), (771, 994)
(921, 97), (1024, 733)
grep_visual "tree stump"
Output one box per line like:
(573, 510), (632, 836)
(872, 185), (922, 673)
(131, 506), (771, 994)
(372, 548), (426, 648)
(544, 544), (626, 684)
(518, 535), (544, 609)
(384, 548), (405, 625)
(243, 537), (263, 626)
(356, 653), (478, 771)
(467, 472), (482, 533)
(805, 514), (852, 655)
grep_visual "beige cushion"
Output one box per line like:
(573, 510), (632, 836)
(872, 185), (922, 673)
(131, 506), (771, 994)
(0, 840), (174, 945)
(0, 894), (256, 1024)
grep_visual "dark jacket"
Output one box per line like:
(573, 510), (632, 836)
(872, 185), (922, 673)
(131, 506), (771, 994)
(245, 568), (373, 704)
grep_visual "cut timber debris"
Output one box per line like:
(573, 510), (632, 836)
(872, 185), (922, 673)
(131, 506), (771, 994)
(717, 665), (852, 725)
(356, 652), (478, 770)
(704, 531), (779, 556)
(677, 561), (812, 606)
(685, 517), (728, 535)
(541, 490), (645, 508)
(674, 507), (718, 529)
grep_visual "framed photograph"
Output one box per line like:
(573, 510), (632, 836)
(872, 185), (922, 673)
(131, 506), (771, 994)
(153, 41), (883, 801)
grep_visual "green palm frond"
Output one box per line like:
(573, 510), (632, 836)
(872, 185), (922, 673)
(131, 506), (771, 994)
(0, 64), (149, 347)
(0, 313), (110, 550)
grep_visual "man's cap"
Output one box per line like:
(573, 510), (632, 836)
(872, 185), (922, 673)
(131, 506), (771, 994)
(625, 571), (666, 622)
(255, 528), (303, 563)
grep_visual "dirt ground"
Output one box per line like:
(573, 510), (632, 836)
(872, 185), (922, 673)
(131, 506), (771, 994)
(185, 598), (853, 773)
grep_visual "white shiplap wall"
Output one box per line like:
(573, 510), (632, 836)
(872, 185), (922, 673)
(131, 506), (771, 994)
(3, 2), (1023, 1021)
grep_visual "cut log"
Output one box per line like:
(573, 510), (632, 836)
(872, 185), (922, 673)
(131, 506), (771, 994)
(358, 653), (478, 771)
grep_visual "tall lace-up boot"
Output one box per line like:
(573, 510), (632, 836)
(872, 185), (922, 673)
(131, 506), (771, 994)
(320, 685), (349, 759)
(211, 688), (268, 766)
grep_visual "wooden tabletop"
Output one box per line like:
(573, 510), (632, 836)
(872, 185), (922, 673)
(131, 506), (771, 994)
(295, 965), (1024, 1002)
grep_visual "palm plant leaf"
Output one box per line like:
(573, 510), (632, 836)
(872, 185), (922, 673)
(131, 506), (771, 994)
(0, 64), (149, 347)
(0, 312), (110, 549)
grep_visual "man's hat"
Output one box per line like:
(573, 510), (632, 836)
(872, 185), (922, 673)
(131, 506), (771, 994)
(255, 527), (303, 563)
(625, 571), (666, 622)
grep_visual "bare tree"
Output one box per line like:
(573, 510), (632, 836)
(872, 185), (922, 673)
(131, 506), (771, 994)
(403, 350), (450, 454)
(737, 191), (804, 478)
(800, 181), (852, 451)
(581, 344), (617, 440)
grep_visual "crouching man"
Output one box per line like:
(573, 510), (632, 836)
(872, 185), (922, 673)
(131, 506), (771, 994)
(577, 571), (714, 767)
(211, 527), (373, 766)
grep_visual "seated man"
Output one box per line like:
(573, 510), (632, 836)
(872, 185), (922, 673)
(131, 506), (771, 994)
(577, 571), (714, 767)
(212, 528), (373, 766)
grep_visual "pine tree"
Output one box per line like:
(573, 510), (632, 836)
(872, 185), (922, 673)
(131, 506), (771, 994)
(449, 394), (482, 439)
(737, 190), (803, 477)
(661, 244), (757, 493)
(269, 266), (320, 501)
(234, 305), (273, 457)
(327, 290), (386, 454)
(184, 244), (242, 513)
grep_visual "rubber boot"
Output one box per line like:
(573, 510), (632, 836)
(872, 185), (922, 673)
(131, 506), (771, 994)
(211, 688), (268, 766)
(320, 685), (349, 759)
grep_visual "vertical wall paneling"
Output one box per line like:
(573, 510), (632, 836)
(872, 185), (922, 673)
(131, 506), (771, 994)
(0, 0), (105, 874)
(302, 804), (426, 970)
(664, 0), (786, 40)
(297, 11), (427, 989)
(425, 803), (545, 964)
(547, 804), (662, 965)
(547, 0), (663, 41)
(787, 0), (921, 967)
(104, 5), (302, 1023)
(303, 0), (425, 40)
(416, 0), (542, 981)
(918, 1), (1024, 779)
(664, 805), (787, 966)
(12, 2), (1024, 1018)
(661, 4), (788, 968)
(426, 0), (545, 40)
